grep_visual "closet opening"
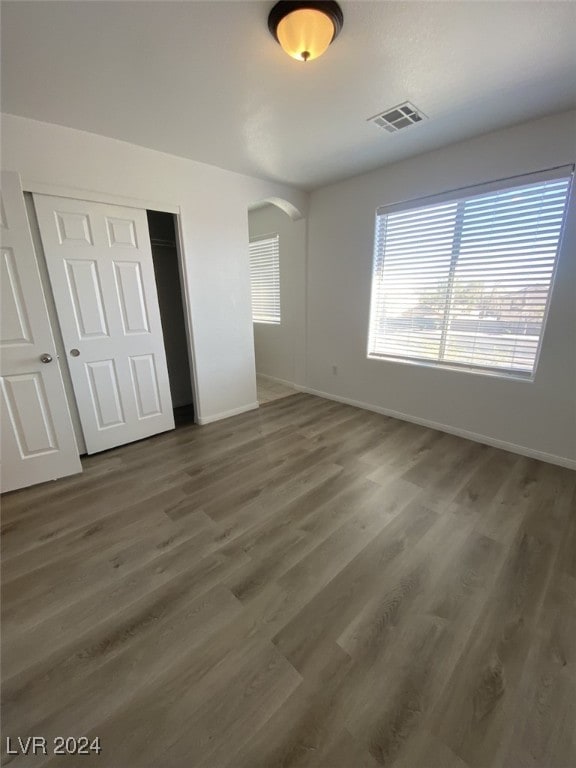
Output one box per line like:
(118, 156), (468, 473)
(147, 210), (195, 427)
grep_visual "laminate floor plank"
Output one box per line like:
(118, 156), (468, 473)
(7, 584), (242, 749)
(429, 471), (570, 768)
(3, 551), (250, 739)
(1, 470), (192, 562)
(2, 394), (574, 768)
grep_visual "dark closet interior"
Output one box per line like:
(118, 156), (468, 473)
(147, 210), (195, 426)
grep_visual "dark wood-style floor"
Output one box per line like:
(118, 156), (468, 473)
(1, 393), (575, 768)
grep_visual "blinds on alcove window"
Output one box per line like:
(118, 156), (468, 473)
(249, 234), (281, 324)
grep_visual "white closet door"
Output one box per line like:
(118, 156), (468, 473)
(1, 173), (81, 492)
(33, 195), (174, 454)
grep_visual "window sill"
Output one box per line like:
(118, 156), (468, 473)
(366, 353), (535, 383)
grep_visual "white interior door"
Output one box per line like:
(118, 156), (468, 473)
(33, 195), (175, 454)
(1, 173), (82, 493)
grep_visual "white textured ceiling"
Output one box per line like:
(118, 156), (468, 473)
(2, 1), (575, 190)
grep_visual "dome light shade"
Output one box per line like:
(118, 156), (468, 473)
(268, 1), (343, 62)
(277, 8), (334, 62)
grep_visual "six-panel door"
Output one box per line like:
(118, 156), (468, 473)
(0, 173), (82, 492)
(33, 195), (174, 454)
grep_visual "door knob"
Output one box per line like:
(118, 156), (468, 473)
(70, 349), (80, 357)
(40, 353), (53, 364)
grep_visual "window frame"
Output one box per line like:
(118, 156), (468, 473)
(249, 232), (281, 325)
(366, 165), (574, 381)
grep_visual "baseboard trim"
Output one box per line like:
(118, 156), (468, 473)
(298, 386), (576, 470)
(256, 373), (297, 389)
(197, 402), (259, 425)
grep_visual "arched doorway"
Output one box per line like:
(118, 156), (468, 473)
(247, 198), (306, 405)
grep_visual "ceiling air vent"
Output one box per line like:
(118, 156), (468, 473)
(368, 102), (427, 133)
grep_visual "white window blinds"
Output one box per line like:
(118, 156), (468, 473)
(249, 234), (281, 324)
(368, 170), (572, 377)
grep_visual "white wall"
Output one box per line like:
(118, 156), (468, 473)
(306, 111), (576, 466)
(248, 204), (306, 386)
(1, 114), (308, 424)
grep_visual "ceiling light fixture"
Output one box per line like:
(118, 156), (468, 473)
(268, 1), (343, 63)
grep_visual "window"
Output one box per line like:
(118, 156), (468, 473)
(249, 234), (281, 324)
(368, 169), (572, 378)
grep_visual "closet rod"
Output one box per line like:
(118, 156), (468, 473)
(150, 237), (176, 247)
